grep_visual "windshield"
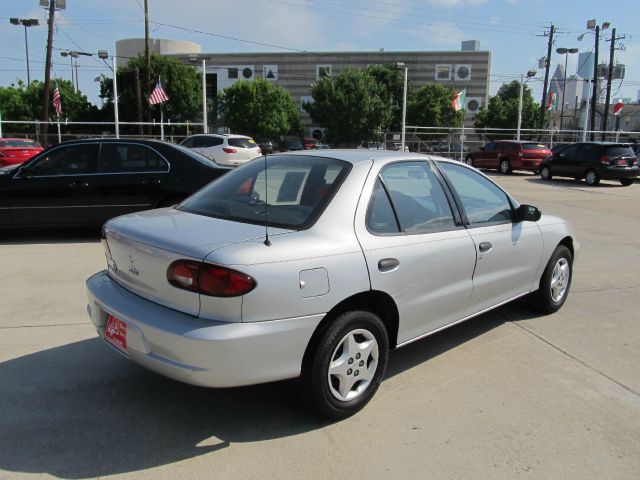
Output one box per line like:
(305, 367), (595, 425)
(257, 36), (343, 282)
(603, 145), (635, 158)
(522, 143), (549, 151)
(179, 155), (351, 230)
(0, 139), (41, 148)
(228, 137), (256, 148)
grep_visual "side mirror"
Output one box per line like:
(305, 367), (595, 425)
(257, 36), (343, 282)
(514, 204), (541, 223)
(18, 166), (33, 178)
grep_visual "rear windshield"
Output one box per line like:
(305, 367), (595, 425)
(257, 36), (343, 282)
(228, 137), (256, 148)
(0, 139), (41, 148)
(603, 145), (635, 157)
(522, 143), (549, 151)
(178, 155), (351, 230)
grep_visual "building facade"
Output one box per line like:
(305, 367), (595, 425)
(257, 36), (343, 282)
(167, 48), (491, 136)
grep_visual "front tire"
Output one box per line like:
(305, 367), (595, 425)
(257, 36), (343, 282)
(585, 170), (600, 186)
(499, 158), (512, 174)
(527, 245), (573, 314)
(620, 178), (634, 186)
(299, 311), (389, 420)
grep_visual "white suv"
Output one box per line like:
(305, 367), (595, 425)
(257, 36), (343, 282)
(180, 134), (261, 167)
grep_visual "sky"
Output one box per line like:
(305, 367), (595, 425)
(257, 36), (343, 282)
(1, 0), (639, 108)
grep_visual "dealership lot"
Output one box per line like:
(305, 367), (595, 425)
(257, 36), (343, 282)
(1, 174), (639, 479)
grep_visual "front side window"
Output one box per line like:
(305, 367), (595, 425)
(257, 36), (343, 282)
(179, 155), (350, 230)
(438, 162), (512, 225)
(367, 161), (456, 235)
(28, 143), (97, 176)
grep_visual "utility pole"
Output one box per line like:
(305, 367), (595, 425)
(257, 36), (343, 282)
(538, 24), (555, 132)
(589, 25), (600, 141)
(41, 0), (56, 145)
(601, 28), (616, 140)
(144, 0), (152, 135)
(134, 67), (144, 135)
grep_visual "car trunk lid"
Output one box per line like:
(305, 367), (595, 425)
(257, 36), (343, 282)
(102, 207), (290, 318)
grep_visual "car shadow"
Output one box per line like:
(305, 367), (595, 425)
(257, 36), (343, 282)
(524, 177), (631, 189)
(0, 303), (534, 478)
(0, 227), (100, 245)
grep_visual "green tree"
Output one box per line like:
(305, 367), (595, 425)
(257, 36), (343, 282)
(100, 54), (202, 134)
(217, 78), (303, 139)
(474, 80), (540, 136)
(305, 68), (393, 146)
(0, 79), (100, 137)
(366, 64), (407, 131)
(407, 83), (463, 129)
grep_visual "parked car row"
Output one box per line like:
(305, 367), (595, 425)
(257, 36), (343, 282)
(0, 139), (230, 228)
(465, 140), (551, 174)
(0, 138), (43, 167)
(539, 142), (638, 186)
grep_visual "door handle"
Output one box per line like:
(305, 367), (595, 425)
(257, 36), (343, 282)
(69, 181), (89, 188)
(142, 179), (161, 185)
(478, 242), (493, 253)
(378, 258), (400, 272)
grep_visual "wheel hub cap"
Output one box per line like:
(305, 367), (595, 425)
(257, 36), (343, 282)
(327, 329), (378, 402)
(550, 258), (570, 303)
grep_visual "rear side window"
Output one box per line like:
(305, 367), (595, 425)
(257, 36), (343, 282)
(228, 138), (256, 148)
(98, 144), (168, 173)
(179, 155), (351, 229)
(367, 161), (456, 235)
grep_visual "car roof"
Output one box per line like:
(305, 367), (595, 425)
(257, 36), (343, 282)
(0, 138), (38, 142)
(186, 133), (251, 139)
(271, 148), (456, 166)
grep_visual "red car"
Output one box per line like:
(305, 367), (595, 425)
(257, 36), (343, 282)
(302, 137), (319, 150)
(465, 140), (552, 174)
(0, 138), (43, 167)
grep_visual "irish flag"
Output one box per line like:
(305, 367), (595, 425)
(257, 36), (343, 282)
(547, 92), (557, 111)
(452, 89), (466, 111)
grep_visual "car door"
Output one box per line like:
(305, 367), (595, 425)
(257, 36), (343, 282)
(8, 143), (98, 226)
(572, 143), (598, 178)
(91, 142), (170, 224)
(437, 162), (543, 316)
(475, 142), (495, 168)
(551, 143), (580, 177)
(355, 160), (477, 344)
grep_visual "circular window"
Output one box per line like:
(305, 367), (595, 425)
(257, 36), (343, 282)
(467, 99), (480, 111)
(242, 68), (253, 79)
(457, 66), (470, 79)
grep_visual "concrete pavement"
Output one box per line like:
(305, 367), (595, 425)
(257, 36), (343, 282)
(1, 174), (638, 479)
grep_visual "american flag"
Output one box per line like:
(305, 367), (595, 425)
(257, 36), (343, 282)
(149, 80), (169, 105)
(52, 82), (62, 117)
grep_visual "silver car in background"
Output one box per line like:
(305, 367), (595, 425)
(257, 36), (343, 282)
(86, 150), (578, 419)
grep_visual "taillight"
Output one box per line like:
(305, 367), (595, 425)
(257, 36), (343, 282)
(167, 260), (256, 297)
(223, 147), (237, 154)
(633, 157), (638, 166)
(600, 156), (610, 165)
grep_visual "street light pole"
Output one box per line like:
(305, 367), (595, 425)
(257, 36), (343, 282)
(396, 62), (408, 151)
(9, 18), (39, 86)
(517, 69), (537, 141)
(555, 47), (578, 133)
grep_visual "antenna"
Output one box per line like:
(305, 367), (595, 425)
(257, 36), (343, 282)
(263, 150), (271, 246)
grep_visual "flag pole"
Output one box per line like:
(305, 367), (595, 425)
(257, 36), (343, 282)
(160, 106), (164, 140)
(56, 116), (61, 143)
(113, 57), (120, 139)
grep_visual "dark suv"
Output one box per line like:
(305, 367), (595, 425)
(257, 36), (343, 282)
(539, 142), (638, 186)
(466, 140), (551, 174)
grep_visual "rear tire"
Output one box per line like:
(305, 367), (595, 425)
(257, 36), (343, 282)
(619, 178), (634, 186)
(540, 166), (552, 180)
(499, 158), (512, 174)
(527, 245), (573, 314)
(585, 170), (600, 186)
(299, 311), (389, 420)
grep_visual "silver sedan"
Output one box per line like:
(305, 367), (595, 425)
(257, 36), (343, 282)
(86, 150), (578, 419)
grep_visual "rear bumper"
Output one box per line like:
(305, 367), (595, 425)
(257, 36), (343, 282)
(86, 270), (324, 387)
(597, 166), (639, 180)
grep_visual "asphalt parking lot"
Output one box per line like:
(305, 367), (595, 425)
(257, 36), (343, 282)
(1, 173), (639, 479)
